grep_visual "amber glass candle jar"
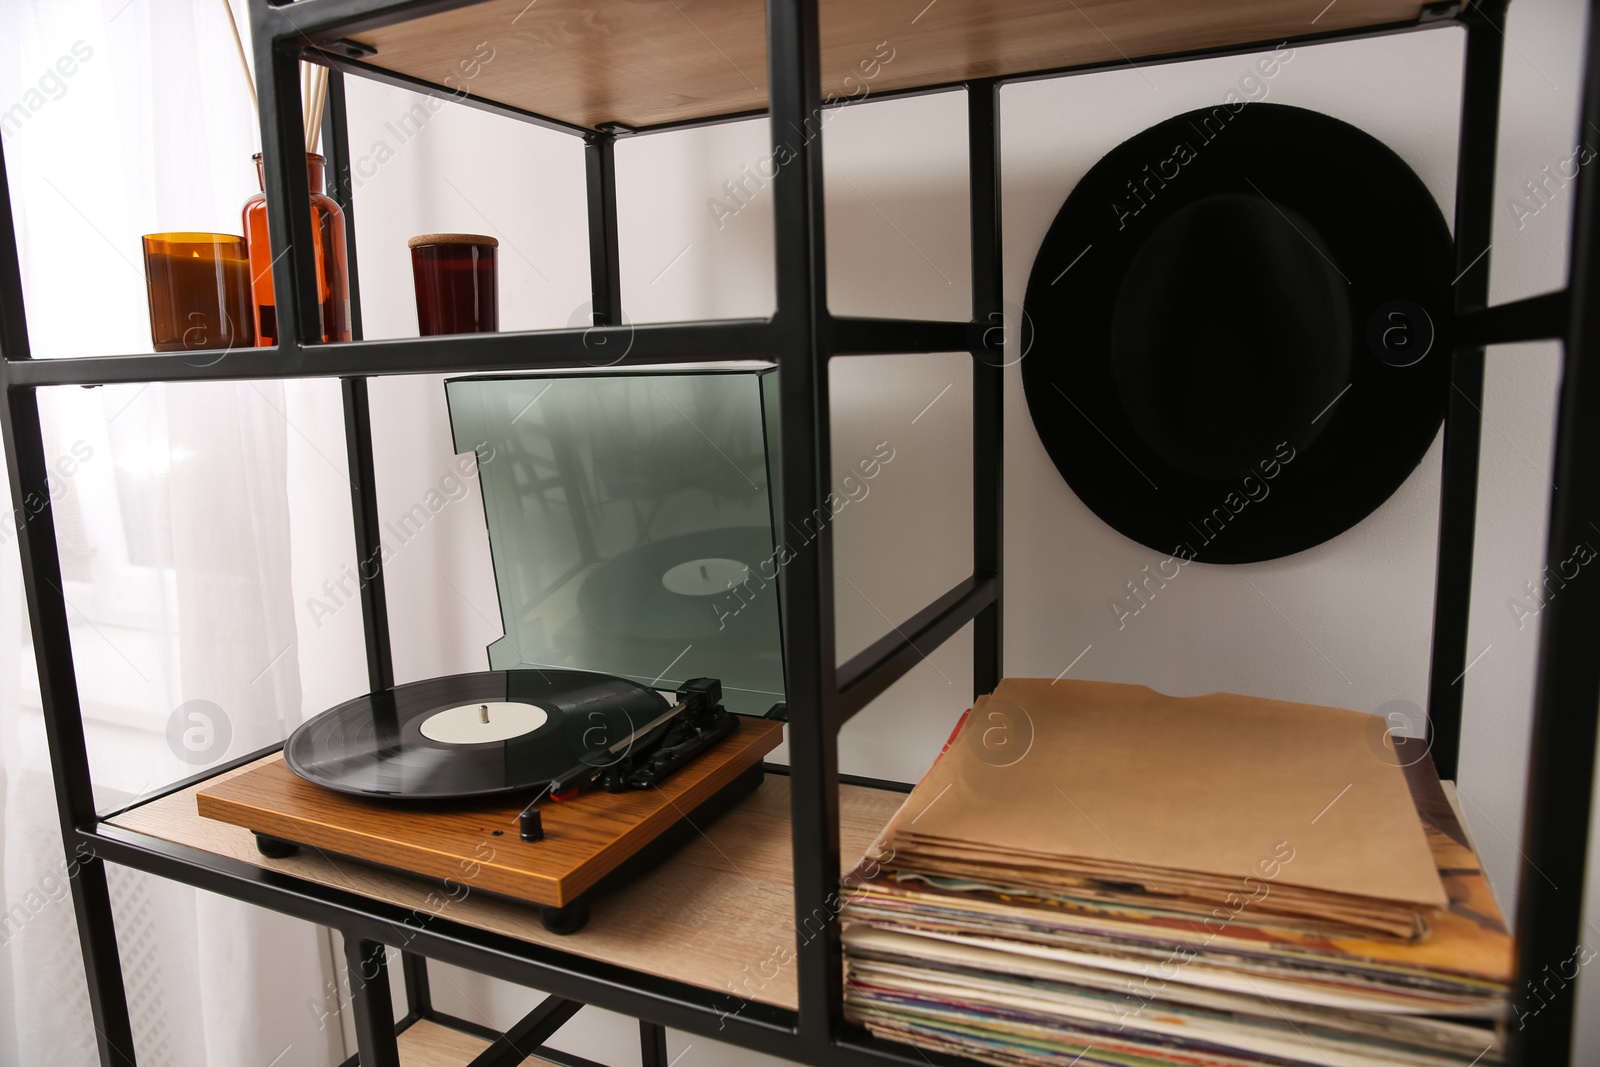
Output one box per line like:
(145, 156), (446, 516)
(140, 233), (254, 353)
(242, 152), (352, 345)
(408, 233), (498, 336)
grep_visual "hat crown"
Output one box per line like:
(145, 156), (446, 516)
(1110, 194), (1352, 482)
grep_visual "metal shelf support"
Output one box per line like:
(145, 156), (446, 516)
(836, 577), (999, 723)
(969, 79), (1005, 698)
(586, 131), (623, 330)
(766, 1), (843, 1060)
(252, 5), (321, 351)
(1, 321), (770, 387)
(0, 137), (138, 1067)
(322, 64), (444, 1042)
(1426, 0), (1509, 779)
(1456, 289), (1570, 348)
(1508, 4), (1600, 1062)
(344, 937), (401, 1067)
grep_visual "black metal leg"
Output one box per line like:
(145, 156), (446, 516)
(0, 141), (24, 362)
(585, 131), (623, 328)
(1425, 0), (1508, 779)
(559, 138), (622, 562)
(62, 857), (138, 1067)
(326, 62), (441, 1033)
(766, 0), (841, 1059)
(968, 79), (1004, 699)
(400, 952), (431, 1019)
(322, 65), (394, 700)
(249, 3), (318, 352)
(343, 937), (399, 1067)
(340, 377), (393, 693)
(0, 139), (137, 1067)
(322, 69), (365, 342)
(1508, 5), (1600, 1064)
(640, 1020), (669, 1067)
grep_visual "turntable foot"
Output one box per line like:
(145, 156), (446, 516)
(540, 900), (590, 935)
(254, 832), (299, 859)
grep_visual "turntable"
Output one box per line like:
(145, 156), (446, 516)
(198, 369), (789, 932)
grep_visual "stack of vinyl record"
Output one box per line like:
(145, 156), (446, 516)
(841, 679), (1512, 1067)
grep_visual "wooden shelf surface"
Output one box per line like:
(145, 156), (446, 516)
(344, 0), (1442, 130)
(383, 1017), (577, 1065)
(107, 757), (905, 1010)
(388, 1019), (492, 1066)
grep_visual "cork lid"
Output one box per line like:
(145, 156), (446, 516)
(407, 232), (499, 249)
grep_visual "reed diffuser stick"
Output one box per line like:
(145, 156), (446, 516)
(219, 0), (257, 116)
(305, 65), (330, 153)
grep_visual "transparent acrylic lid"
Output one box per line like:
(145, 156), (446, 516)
(445, 370), (785, 715)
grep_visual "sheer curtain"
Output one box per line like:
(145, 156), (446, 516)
(0, 2), (352, 1064)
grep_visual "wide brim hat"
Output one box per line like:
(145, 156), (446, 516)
(1021, 103), (1452, 564)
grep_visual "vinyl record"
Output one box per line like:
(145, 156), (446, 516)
(578, 527), (775, 640)
(284, 670), (670, 799)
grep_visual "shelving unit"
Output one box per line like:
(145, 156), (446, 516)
(0, 1), (1595, 1065)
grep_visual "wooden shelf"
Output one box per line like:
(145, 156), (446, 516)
(386, 1017), (583, 1065)
(341, 0), (1442, 130)
(389, 1019), (491, 1066)
(107, 759), (904, 1010)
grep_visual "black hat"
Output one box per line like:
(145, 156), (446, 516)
(1021, 103), (1452, 564)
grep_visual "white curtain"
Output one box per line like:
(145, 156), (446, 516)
(0, 2), (350, 1064)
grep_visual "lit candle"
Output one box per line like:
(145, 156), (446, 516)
(141, 232), (254, 353)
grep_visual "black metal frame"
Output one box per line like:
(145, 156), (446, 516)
(0, 0), (1595, 1064)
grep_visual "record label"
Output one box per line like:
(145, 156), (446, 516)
(418, 701), (549, 744)
(579, 527), (772, 638)
(661, 557), (749, 596)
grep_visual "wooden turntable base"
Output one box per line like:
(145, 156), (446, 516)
(197, 715), (783, 932)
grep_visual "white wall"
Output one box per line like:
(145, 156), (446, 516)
(321, 1), (1600, 1062)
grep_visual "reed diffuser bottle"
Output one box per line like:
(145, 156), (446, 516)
(242, 152), (351, 345)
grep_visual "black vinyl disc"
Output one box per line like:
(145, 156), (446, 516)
(284, 670), (670, 799)
(1021, 103), (1453, 563)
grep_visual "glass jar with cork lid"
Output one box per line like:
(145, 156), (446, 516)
(408, 233), (499, 336)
